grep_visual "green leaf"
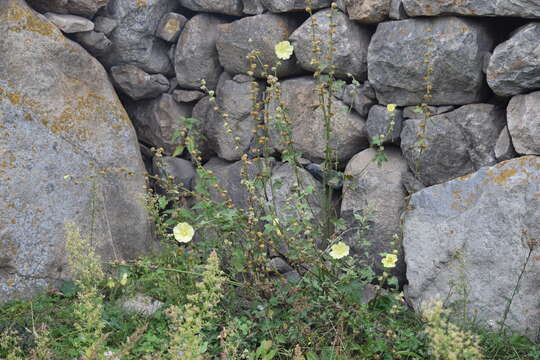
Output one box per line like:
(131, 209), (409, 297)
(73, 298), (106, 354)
(172, 145), (184, 157)
(59, 280), (79, 298)
(158, 196), (168, 209)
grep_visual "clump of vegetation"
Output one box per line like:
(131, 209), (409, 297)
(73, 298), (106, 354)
(1, 2), (540, 360)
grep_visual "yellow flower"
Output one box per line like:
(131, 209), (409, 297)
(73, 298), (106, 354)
(119, 272), (128, 286)
(382, 253), (398, 268)
(386, 104), (396, 112)
(173, 222), (195, 243)
(329, 242), (350, 259)
(275, 41), (294, 60)
(106, 277), (116, 288)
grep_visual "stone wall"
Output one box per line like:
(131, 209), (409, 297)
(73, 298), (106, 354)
(3, 0), (540, 338)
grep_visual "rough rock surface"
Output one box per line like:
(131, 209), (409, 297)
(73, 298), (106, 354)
(495, 126), (517, 162)
(190, 96), (216, 161)
(339, 83), (377, 117)
(266, 162), (323, 223)
(206, 77), (263, 161)
(341, 148), (408, 281)
(0, 0), (154, 302)
(404, 156), (540, 340)
(400, 104), (505, 186)
(366, 105), (403, 145)
(290, 9), (371, 79)
(173, 89), (205, 103)
(368, 17), (493, 106)
(389, 0), (407, 20)
(179, 0), (243, 15)
(346, 0), (391, 23)
(203, 157), (275, 209)
(99, 0), (178, 74)
(402, 0), (540, 18)
(487, 23), (540, 97)
(507, 91), (540, 155)
(74, 31), (113, 56)
(243, 0), (265, 14)
(216, 14), (303, 78)
(152, 157), (196, 191)
(111, 64), (169, 100)
(27, 0), (108, 18)
(94, 16), (117, 35)
(175, 14), (227, 90)
(156, 12), (186, 43)
(261, 0), (330, 12)
(44, 12), (94, 33)
(269, 77), (369, 163)
(127, 94), (192, 154)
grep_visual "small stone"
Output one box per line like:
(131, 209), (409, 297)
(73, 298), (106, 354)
(216, 14), (302, 79)
(346, 0), (391, 23)
(366, 105), (403, 145)
(261, 0), (330, 12)
(179, 0), (243, 15)
(172, 89), (205, 103)
(403, 105), (455, 119)
(44, 12), (94, 33)
(121, 293), (164, 316)
(175, 14), (227, 90)
(93, 16), (117, 36)
(127, 94), (193, 154)
(156, 12), (187, 43)
(290, 9), (371, 79)
(267, 257), (293, 274)
(74, 31), (112, 56)
(152, 157), (196, 191)
(494, 126), (517, 162)
(507, 91), (540, 155)
(111, 65), (170, 101)
(487, 23), (540, 97)
(389, 0), (407, 20)
(243, 0), (265, 14)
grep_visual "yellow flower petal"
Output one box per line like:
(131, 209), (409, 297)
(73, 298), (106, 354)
(329, 242), (350, 259)
(275, 41), (294, 60)
(386, 104), (396, 112)
(173, 222), (195, 243)
(382, 253), (398, 268)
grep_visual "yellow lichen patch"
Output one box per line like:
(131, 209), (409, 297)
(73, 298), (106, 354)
(2, 2), (60, 39)
(492, 168), (518, 185)
(134, 0), (149, 8)
(455, 173), (473, 182)
(165, 19), (179, 32)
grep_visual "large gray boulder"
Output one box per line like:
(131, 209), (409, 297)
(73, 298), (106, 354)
(507, 91), (540, 156)
(206, 77), (263, 161)
(179, 0), (243, 15)
(400, 104), (505, 186)
(346, 0), (391, 23)
(403, 156), (540, 340)
(268, 77), (369, 164)
(126, 94), (192, 154)
(0, 0), (154, 302)
(111, 64), (169, 100)
(99, 0), (178, 74)
(216, 14), (303, 78)
(368, 17), (493, 106)
(487, 23), (540, 97)
(261, 0), (330, 12)
(27, 0), (108, 17)
(341, 148), (408, 281)
(175, 14), (227, 90)
(289, 9), (371, 79)
(402, 0), (540, 18)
